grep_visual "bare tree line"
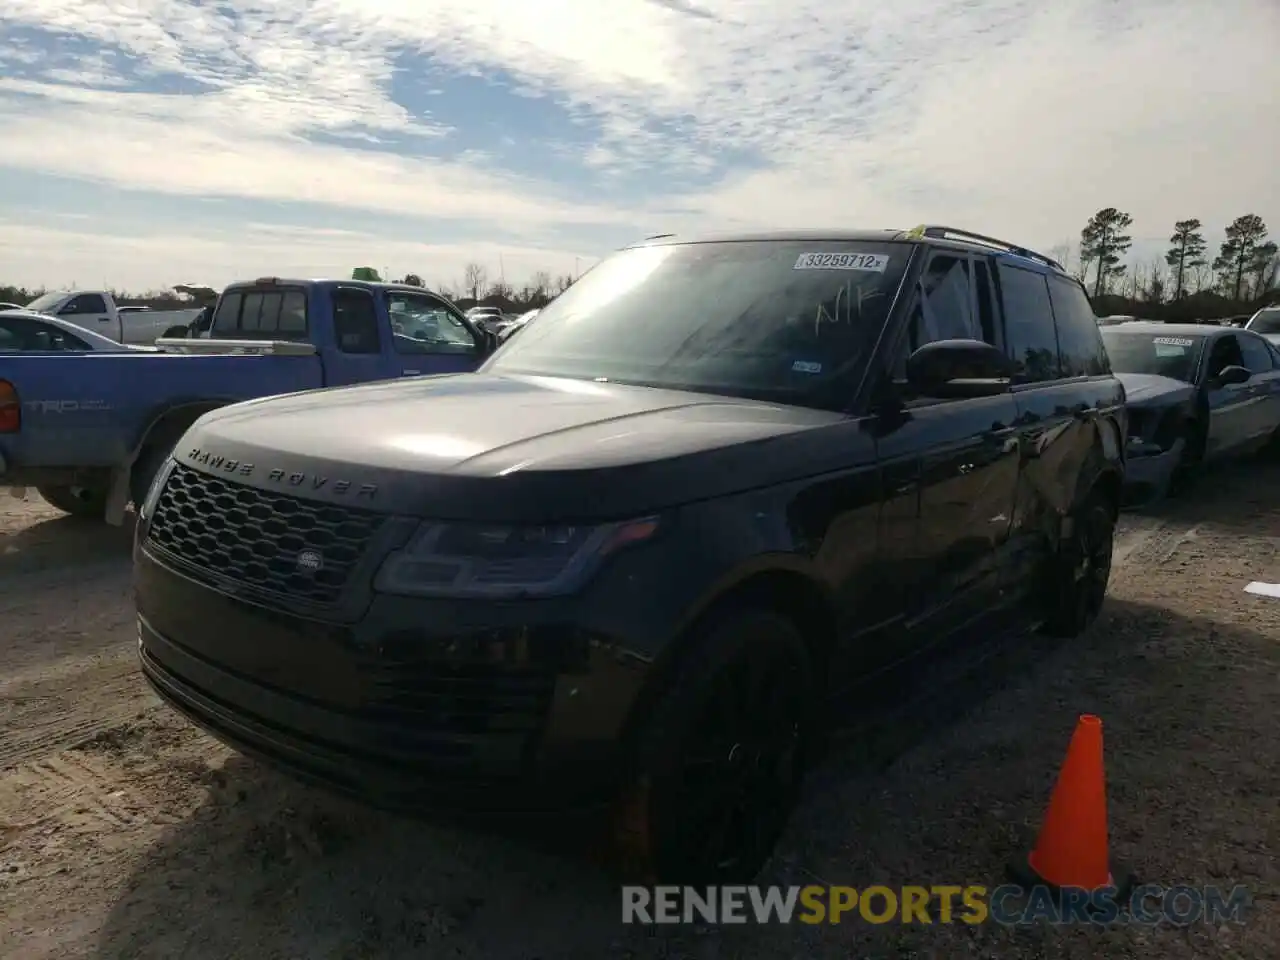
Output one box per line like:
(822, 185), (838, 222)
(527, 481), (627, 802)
(1046, 210), (1278, 306)
(4, 213), (1276, 316)
(403, 264), (578, 309)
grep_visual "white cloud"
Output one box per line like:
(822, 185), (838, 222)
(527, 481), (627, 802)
(0, 220), (596, 293)
(0, 0), (1276, 287)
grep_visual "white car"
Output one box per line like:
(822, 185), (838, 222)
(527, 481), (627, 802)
(0, 310), (156, 352)
(1244, 306), (1280, 346)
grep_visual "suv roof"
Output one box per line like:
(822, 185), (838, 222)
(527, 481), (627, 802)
(630, 224), (1070, 276)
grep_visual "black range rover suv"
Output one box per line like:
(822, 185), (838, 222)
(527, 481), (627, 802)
(134, 226), (1126, 885)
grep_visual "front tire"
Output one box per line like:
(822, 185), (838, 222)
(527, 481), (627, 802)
(37, 484), (108, 520)
(614, 607), (814, 886)
(1042, 489), (1115, 637)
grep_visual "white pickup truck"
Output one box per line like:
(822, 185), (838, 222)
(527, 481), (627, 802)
(8, 289), (208, 345)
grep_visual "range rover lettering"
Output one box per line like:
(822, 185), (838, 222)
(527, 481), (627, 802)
(134, 225), (1125, 885)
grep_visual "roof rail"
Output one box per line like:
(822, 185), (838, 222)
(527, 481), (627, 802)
(907, 225), (1065, 271)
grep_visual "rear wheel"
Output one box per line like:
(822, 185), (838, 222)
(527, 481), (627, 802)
(614, 607), (814, 885)
(160, 324), (189, 339)
(1042, 489), (1115, 637)
(37, 484), (108, 520)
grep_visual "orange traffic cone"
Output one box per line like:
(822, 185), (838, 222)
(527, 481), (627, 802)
(1008, 714), (1134, 900)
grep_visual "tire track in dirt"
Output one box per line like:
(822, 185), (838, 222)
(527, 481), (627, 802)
(0, 663), (156, 771)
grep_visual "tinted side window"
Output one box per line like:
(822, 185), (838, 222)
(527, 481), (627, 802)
(210, 289), (309, 340)
(0, 317), (90, 350)
(892, 253), (982, 380)
(1047, 276), (1110, 377)
(333, 289), (381, 354)
(998, 264), (1061, 382)
(1206, 336), (1244, 376)
(278, 292), (307, 335)
(211, 293), (243, 334)
(1238, 333), (1273, 373)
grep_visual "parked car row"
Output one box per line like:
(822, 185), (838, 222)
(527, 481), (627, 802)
(1101, 322), (1280, 502)
(7, 289), (207, 345)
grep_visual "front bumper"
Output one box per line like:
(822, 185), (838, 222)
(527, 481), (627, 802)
(1122, 436), (1185, 505)
(135, 544), (652, 815)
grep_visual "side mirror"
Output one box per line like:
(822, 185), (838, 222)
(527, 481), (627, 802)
(1214, 364), (1251, 386)
(479, 329), (498, 356)
(905, 338), (1015, 399)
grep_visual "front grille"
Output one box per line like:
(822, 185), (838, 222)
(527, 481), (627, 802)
(146, 463), (384, 605)
(356, 656), (556, 736)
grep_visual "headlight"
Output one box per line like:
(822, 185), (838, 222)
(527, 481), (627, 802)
(139, 458), (174, 519)
(374, 516), (660, 599)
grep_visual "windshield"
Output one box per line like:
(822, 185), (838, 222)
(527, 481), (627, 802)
(1247, 308), (1280, 334)
(484, 240), (910, 409)
(24, 292), (68, 313)
(1101, 331), (1205, 382)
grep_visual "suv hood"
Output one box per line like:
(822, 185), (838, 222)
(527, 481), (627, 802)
(1116, 372), (1194, 407)
(180, 373), (849, 521)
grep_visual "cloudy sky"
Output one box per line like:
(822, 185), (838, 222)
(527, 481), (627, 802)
(0, 0), (1276, 293)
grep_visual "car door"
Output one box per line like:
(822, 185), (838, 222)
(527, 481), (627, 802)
(1235, 331), (1280, 444)
(873, 249), (1020, 647)
(325, 286), (393, 386)
(996, 260), (1114, 595)
(386, 290), (486, 377)
(1203, 334), (1256, 457)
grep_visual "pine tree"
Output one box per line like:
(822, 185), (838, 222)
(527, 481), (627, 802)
(1164, 219), (1206, 300)
(1213, 215), (1270, 301)
(1080, 209), (1134, 298)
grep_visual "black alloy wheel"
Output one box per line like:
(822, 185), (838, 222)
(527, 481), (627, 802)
(1044, 492), (1114, 637)
(620, 608), (813, 886)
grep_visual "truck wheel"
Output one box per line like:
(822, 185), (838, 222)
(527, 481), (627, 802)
(161, 325), (189, 339)
(613, 607), (814, 886)
(129, 444), (171, 508)
(37, 484), (108, 520)
(1041, 488), (1115, 638)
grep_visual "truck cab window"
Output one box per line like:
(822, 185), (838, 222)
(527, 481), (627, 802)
(333, 289), (381, 354)
(62, 294), (107, 315)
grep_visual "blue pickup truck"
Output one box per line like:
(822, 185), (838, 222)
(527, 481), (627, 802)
(0, 278), (496, 522)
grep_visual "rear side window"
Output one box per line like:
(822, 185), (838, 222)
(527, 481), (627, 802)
(1047, 276), (1110, 377)
(0, 316), (91, 351)
(998, 264), (1061, 382)
(332, 288), (381, 354)
(211, 289), (309, 340)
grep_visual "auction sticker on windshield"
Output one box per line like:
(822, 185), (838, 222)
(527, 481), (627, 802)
(1153, 337), (1195, 346)
(793, 252), (889, 272)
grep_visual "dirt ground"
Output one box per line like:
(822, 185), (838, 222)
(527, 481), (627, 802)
(1, 464), (1277, 960)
